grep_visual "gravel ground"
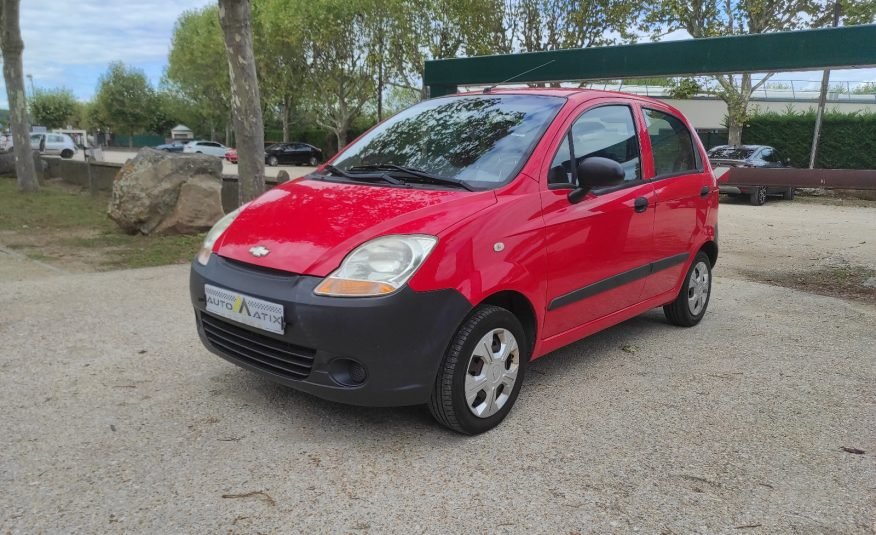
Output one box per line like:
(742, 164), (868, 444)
(1, 202), (875, 534)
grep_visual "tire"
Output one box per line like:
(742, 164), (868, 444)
(308, 155), (318, 166)
(663, 251), (712, 327)
(60, 149), (74, 159)
(783, 187), (795, 201)
(429, 305), (528, 435)
(749, 187), (767, 206)
(268, 155), (278, 167)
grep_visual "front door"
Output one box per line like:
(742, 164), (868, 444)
(541, 103), (655, 338)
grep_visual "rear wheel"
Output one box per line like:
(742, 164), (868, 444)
(749, 187), (767, 206)
(60, 149), (74, 159)
(783, 187), (795, 200)
(663, 252), (712, 327)
(268, 155), (278, 167)
(429, 305), (528, 435)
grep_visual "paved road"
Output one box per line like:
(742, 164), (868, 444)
(76, 149), (318, 180)
(1, 200), (875, 533)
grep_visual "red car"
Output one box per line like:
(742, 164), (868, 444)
(224, 148), (237, 164)
(191, 89), (718, 434)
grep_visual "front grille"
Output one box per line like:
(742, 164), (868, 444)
(201, 313), (315, 380)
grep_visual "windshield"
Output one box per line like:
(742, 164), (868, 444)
(331, 94), (564, 188)
(709, 147), (757, 160)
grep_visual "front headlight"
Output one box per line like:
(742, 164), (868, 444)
(196, 204), (247, 265)
(314, 235), (437, 297)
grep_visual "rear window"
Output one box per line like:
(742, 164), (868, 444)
(332, 94), (565, 188)
(709, 147), (756, 160)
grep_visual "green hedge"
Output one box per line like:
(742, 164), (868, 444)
(743, 111), (876, 169)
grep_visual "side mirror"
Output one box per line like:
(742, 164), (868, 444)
(568, 157), (625, 204)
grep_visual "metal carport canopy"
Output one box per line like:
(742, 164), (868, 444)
(424, 24), (876, 97)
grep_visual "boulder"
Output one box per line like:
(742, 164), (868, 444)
(108, 147), (225, 235)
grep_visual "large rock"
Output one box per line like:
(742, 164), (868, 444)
(108, 148), (225, 235)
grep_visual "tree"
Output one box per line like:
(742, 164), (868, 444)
(283, 0), (374, 150)
(0, 0), (37, 192)
(643, 0), (875, 146)
(94, 62), (155, 147)
(30, 88), (77, 129)
(218, 0), (266, 205)
(255, 0), (307, 141)
(166, 6), (231, 142)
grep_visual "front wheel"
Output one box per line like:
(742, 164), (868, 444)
(267, 155), (278, 167)
(308, 155), (319, 166)
(429, 305), (528, 435)
(749, 187), (767, 206)
(60, 149), (74, 159)
(663, 251), (712, 327)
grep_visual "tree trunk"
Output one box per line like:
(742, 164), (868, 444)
(218, 0), (265, 206)
(0, 0), (38, 192)
(335, 129), (347, 154)
(282, 95), (290, 142)
(726, 104), (743, 146)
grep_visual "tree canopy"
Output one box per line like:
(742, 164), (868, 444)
(29, 88), (77, 129)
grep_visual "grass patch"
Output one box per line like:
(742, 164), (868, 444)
(0, 177), (204, 271)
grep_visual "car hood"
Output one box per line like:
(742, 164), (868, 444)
(214, 178), (496, 276)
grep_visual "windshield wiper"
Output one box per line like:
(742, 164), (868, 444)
(324, 164), (404, 186)
(348, 164), (475, 191)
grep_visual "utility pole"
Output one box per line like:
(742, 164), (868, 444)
(809, 0), (841, 169)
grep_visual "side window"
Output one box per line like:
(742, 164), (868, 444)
(548, 105), (640, 188)
(761, 148), (775, 162)
(572, 106), (640, 183)
(548, 134), (573, 185)
(643, 108), (700, 177)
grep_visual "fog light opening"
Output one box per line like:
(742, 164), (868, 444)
(328, 358), (368, 387)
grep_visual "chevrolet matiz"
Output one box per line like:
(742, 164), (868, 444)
(190, 89), (718, 434)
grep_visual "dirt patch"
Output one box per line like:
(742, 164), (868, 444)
(717, 200), (876, 304)
(738, 264), (876, 302)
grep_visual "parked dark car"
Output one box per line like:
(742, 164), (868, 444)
(264, 142), (322, 167)
(708, 144), (794, 206)
(155, 140), (189, 152)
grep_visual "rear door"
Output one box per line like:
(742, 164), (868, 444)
(639, 105), (713, 299)
(540, 102), (656, 338)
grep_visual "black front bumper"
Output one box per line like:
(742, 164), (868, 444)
(190, 255), (472, 407)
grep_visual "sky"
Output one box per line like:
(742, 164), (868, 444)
(0, 1), (873, 109)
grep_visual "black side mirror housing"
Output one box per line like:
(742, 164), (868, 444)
(568, 157), (625, 204)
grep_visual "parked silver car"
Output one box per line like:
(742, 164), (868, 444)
(182, 140), (229, 158)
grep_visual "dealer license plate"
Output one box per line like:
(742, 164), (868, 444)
(204, 284), (285, 334)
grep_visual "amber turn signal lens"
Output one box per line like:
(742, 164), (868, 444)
(314, 278), (396, 297)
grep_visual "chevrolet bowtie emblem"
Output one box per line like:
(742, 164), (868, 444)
(249, 246), (270, 257)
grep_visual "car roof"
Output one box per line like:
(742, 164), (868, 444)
(449, 87), (672, 106)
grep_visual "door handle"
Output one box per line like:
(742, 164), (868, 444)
(700, 186), (711, 197)
(634, 197), (648, 213)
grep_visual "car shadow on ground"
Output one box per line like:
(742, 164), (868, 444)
(209, 308), (674, 440)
